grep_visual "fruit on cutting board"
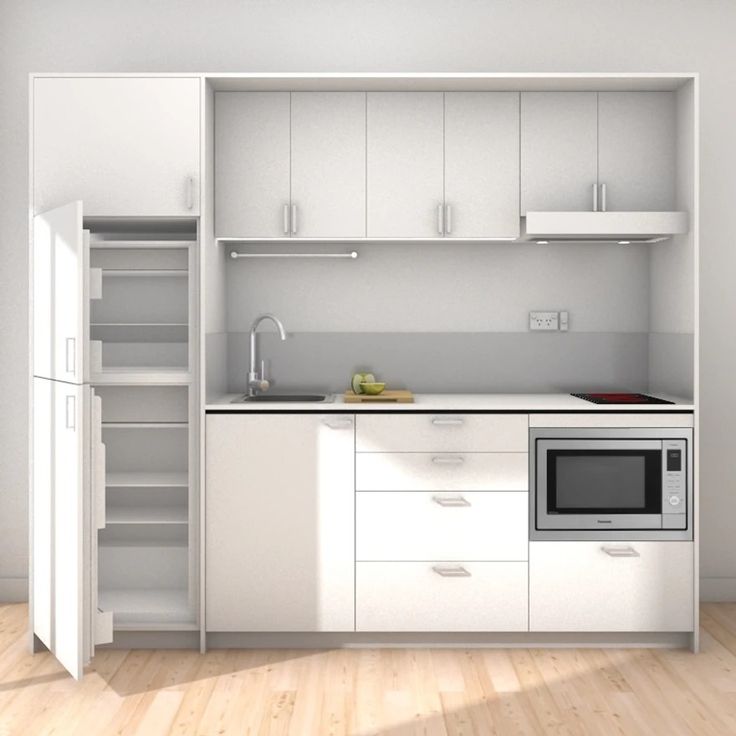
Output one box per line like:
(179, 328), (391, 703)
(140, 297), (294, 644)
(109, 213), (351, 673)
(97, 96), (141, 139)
(351, 372), (375, 394)
(360, 382), (386, 395)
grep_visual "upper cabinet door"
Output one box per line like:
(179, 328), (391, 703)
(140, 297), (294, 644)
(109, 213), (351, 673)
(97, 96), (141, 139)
(367, 92), (444, 238)
(444, 92), (520, 239)
(520, 92), (598, 214)
(33, 202), (88, 384)
(215, 92), (291, 238)
(598, 92), (677, 211)
(291, 92), (366, 238)
(33, 77), (200, 216)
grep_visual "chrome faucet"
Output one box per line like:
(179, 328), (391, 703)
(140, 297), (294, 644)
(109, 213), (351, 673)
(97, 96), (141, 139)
(248, 313), (287, 396)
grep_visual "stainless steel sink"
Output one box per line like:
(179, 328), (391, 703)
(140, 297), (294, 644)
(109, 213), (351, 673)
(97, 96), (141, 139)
(233, 393), (331, 403)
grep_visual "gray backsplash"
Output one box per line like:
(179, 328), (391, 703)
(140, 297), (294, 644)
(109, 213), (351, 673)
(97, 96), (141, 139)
(222, 331), (652, 395)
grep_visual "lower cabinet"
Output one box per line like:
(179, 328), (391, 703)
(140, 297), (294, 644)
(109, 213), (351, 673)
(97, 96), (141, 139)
(205, 414), (355, 632)
(529, 541), (694, 632)
(356, 561), (528, 631)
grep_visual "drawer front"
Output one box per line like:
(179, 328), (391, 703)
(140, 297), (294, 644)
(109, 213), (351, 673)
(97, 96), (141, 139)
(529, 541), (694, 632)
(530, 413), (694, 428)
(356, 414), (528, 452)
(356, 561), (528, 631)
(357, 491), (528, 561)
(356, 452), (528, 491)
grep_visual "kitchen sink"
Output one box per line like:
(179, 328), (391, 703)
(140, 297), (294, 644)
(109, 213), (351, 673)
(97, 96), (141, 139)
(233, 393), (331, 403)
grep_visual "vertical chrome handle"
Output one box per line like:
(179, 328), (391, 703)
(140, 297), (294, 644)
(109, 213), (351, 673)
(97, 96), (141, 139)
(431, 417), (464, 426)
(445, 204), (452, 234)
(592, 183), (598, 212)
(600, 183), (607, 212)
(601, 545), (639, 558)
(291, 204), (298, 235)
(65, 395), (76, 430)
(432, 564), (471, 577)
(65, 337), (76, 374)
(432, 495), (471, 507)
(437, 204), (444, 235)
(186, 177), (194, 210)
(283, 204), (290, 235)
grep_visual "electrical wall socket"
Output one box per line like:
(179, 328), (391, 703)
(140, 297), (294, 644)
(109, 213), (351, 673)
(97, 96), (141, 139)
(529, 310), (569, 331)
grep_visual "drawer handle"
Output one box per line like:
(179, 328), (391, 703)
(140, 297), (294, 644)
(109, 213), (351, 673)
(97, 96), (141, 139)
(601, 545), (640, 558)
(432, 494), (470, 507)
(431, 417), (464, 426)
(431, 455), (465, 465)
(432, 564), (471, 578)
(322, 418), (353, 430)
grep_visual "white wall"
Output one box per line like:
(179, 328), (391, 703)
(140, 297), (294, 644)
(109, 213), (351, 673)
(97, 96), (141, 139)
(1, 0), (734, 600)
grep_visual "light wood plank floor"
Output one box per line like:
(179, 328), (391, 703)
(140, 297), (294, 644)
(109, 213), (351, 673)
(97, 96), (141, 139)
(2, 604), (736, 735)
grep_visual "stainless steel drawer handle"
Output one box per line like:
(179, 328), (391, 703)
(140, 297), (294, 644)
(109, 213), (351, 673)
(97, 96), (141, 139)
(432, 495), (470, 507)
(323, 418), (353, 430)
(432, 565), (471, 578)
(431, 417), (464, 426)
(601, 545), (640, 558)
(431, 455), (464, 465)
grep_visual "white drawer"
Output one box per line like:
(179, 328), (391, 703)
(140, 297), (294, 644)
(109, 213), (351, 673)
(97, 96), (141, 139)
(356, 452), (528, 491)
(357, 491), (528, 561)
(356, 414), (528, 452)
(530, 413), (694, 428)
(356, 561), (528, 631)
(529, 541), (694, 632)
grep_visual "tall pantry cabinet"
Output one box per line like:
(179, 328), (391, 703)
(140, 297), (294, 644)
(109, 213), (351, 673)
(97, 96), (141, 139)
(30, 76), (202, 679)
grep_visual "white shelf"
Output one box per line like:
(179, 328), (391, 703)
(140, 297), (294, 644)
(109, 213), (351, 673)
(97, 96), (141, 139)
(90, 239), (193, 250)
(99, 588), (195, 628)
(101, 269), (187, 277)
(106, 471), (188, 488)
(106, 506), (188, 525)
(102, 422), (188, 429)
(90, 323), (188, 342)
(91, 367), (191, 385)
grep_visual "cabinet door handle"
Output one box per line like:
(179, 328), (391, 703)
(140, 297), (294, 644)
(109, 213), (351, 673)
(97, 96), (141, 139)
(431, 455), (465, 465)
(65, 395), (76, 430)
(186, 177), (194, 210)
(291, 204), (298, 235)
(445, 204), (452, 234)
(599, 183), (607, 212)
(432, 564), (471, 577)
(431, 417), (464, 426)
(437, 203), (444, 235)
(432, 494), (470, 507)
(601, 545), (640, 558)
(283, 204), (290, 235)
(65, 337), (76, 375)
(592, 183), (598, 212)
(323, 418), (353, 430)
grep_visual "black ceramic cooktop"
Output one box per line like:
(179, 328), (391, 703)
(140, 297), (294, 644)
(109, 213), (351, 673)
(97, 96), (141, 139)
(571, 392), (675, 405)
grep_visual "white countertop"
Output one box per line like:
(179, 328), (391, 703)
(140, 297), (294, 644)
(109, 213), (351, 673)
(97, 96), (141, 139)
(206, 392), (694, 412)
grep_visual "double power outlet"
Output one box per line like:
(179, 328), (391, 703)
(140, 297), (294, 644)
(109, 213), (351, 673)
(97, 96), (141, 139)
(529, 311), (569, 331)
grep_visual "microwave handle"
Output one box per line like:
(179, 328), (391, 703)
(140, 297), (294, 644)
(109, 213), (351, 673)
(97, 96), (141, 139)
(601, 545), (640, 558)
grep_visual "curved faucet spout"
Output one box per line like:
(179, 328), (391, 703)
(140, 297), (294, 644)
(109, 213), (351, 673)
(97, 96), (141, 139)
(248, 313), (288, 396)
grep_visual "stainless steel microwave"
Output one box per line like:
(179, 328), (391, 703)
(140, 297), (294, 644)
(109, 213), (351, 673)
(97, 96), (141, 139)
(530, 427), (693, 541)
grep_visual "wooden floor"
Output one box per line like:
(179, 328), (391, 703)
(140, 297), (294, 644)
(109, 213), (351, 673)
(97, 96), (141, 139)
(2, 605), (736, 736)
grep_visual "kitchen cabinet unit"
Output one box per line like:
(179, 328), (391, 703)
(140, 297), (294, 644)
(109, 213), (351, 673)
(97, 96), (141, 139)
(216, 91), (366, 238)
(205, 414), (355, 632)
(366, 92), (445, 238)
(598, 92), (677, 211)
(529, 542), (694, 632)
(444, 92), (520, 239)
(520, 92), (598, 214)
(33, 77), (200, 216)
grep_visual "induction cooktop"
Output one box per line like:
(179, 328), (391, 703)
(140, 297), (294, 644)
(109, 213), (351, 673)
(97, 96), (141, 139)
(571, 392), (674, 405)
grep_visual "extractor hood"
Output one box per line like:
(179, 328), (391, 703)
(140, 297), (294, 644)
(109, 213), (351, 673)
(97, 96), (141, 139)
(524, 211), (688, 243)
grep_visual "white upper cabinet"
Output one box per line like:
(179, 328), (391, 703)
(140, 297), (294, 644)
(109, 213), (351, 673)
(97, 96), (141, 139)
(33, 77), (200, 216)
(33, 202), (88, 384)
(598, 92), (677, 211)
(215, 92), (291, 237)
(367, 92), (445, 238)
(206, 414), (355, 632)
(520, 92), (598, 214)
(291, 92), (366, 238)
(444, 92), (520, 239)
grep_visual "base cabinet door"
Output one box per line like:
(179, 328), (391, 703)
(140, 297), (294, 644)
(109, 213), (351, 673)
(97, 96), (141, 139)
(205, 414), (355, 632)
(356, 561), (528, 632)
(529, 542), (694, 632)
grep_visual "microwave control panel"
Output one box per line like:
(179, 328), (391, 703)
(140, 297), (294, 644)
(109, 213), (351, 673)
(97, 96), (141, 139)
(662, 439), (687, 529)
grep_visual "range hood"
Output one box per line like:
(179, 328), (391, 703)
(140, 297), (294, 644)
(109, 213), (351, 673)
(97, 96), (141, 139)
(524, 211), (688, 243)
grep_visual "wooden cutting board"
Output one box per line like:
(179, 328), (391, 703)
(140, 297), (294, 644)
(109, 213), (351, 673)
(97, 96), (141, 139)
(343, 390), (414, 403)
